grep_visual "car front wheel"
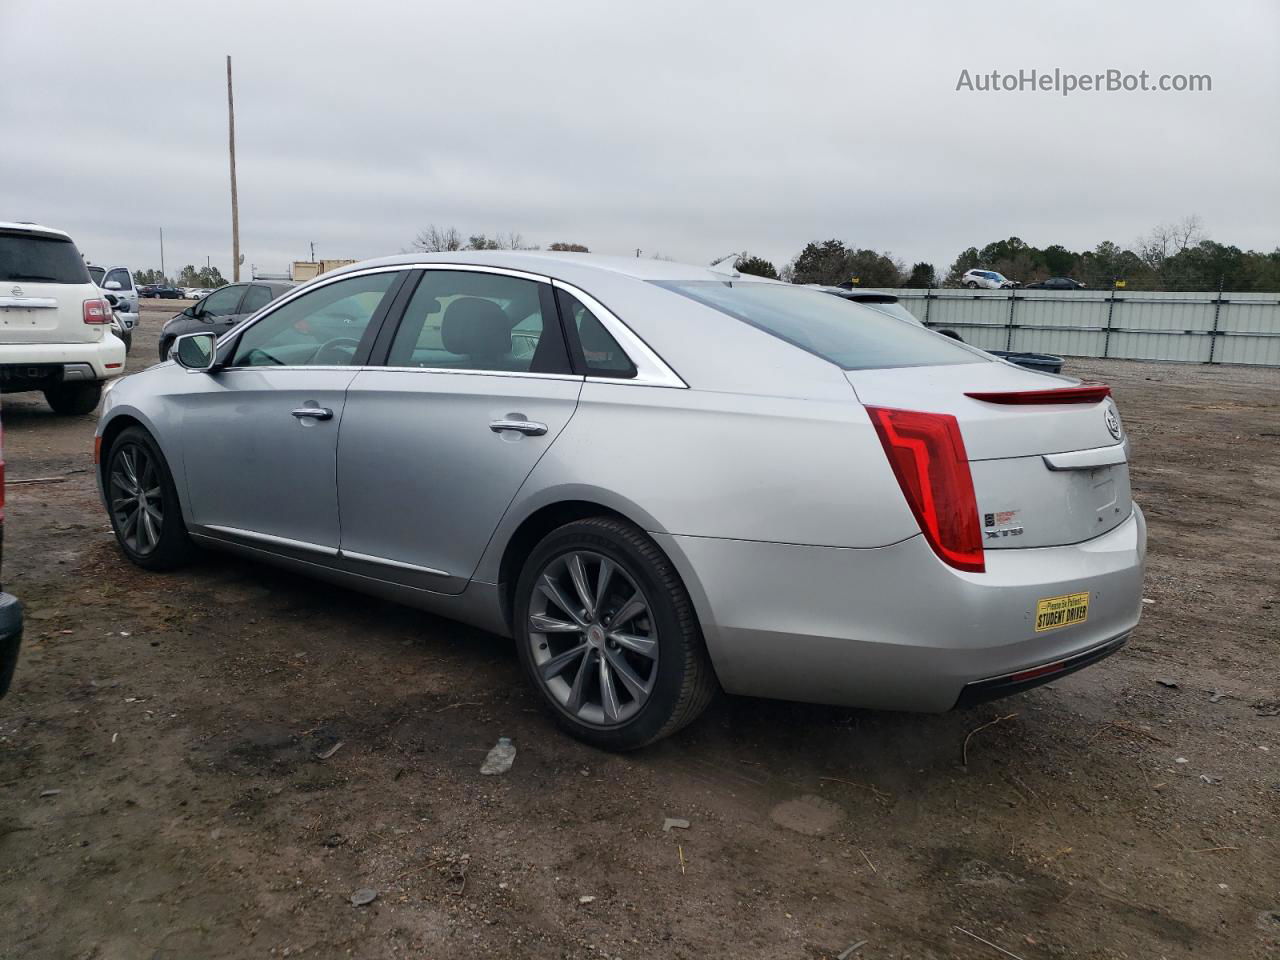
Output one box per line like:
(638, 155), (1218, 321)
(105, 426), (197, 570)
(514, 517), (717, 750)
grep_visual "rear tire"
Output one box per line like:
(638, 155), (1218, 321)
(513, 517), (717, 750)
(966, 280), (980, 289)
(44, 381), (102, 416)
(104, 426), (197, 571)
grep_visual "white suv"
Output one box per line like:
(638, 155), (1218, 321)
(0, 222), (127, 414)
(961, 269), (1017, 289)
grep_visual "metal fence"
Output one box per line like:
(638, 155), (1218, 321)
(865, 288), (1280, 366)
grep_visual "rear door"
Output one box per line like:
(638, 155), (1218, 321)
(336, 267), (582, 593)
(0, 228), (100, 344)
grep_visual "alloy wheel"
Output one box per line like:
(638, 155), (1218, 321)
(109, 443), (164, 555)
(527, 550), (659, 727)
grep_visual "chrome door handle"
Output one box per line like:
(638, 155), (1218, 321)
(291, 406), (334, 420)
(489, 419), (548, 436)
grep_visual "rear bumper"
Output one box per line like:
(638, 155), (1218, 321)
(0, 337), (126, 384)
(656, 504), (1146, 712)
(0, 592), (22, 698)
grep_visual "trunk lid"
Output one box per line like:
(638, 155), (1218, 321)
(847, 361), (1132, 549)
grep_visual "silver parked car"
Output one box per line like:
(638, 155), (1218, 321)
(95, 253), (1145, 749)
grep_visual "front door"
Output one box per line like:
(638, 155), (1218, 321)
(180, 270), (402, 556)
(336, 268), (582, 593)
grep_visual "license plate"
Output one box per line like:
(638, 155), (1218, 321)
(1034, 592), (1090, 632)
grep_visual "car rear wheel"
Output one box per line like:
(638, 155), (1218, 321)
(966, 280), (980, 289)
(44, 381), (102, 416)
(105, 426), (197, 570)
(514, 517), (717, 750)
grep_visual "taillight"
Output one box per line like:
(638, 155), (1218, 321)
(867, 406), (985, 573)
(83, 298), (111, 324)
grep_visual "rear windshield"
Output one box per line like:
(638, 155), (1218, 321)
(654, 280), (988, 370)
(0, 231), (92, 284)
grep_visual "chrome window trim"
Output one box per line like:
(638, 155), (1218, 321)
(339, 549), (450, 578)
(550, 279), (687, 388)
(374, 366), (583, 382)
(204, 525), (339, 557)
(218, 262), (685, 388)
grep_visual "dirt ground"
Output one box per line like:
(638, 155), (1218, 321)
(2, 303), (1277, 959)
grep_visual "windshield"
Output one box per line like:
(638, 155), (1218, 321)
(654, 280), (988, 370)
(88, 266), (106, 284)
(0, 231), (92, 284)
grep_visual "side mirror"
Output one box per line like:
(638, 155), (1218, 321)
(173, 332), (218, 371)
(182, 305), (198, 318)
(104, 280), (122, 290)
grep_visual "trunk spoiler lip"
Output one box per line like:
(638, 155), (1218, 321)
(964, 385), (1111, 404)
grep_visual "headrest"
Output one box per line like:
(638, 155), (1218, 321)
(441, 297), (512, 357)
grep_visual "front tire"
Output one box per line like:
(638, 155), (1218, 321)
(514, 517), (717, 750)
(105, 426), (197, 570)
(44, 381), (102, 415)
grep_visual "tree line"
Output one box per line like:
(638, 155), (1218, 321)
(133, 265), (227, 288)
(736, 216), (1280, 291)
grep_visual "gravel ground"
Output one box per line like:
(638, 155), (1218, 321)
(1, 305), (1277, 959)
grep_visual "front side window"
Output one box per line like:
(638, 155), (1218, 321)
(0, 231), (92, 284)
(105, 268), (132, 291)
(232, 272), (396, 367)
(655, 280), (988, 371)
(198, 285), (244, 317)
(387, 270), (570, 374)
(555, 289), (635, 377)
(239, 284), (273, 314)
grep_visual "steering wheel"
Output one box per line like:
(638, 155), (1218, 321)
(310, 337), (362, 365)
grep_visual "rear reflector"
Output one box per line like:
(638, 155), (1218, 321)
(1007, 661), (1066, 683)
(965, 385), (1111, 404)
(83, 298), (111, 324)
(867, 406), (985, 573)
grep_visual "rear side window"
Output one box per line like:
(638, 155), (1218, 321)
(654, 280), (988, 370)
(0, 231), (92, 284)
(387, 270), (570, 375)
(556, 289), (635, 377)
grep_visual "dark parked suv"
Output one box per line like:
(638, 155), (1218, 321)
(157, 280), (294, 360)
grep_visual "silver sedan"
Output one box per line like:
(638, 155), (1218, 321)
(96, 253), (1146, 749)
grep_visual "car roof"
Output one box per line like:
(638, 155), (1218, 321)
(325, 251), (781, 287)
(0, 221), (73, 240)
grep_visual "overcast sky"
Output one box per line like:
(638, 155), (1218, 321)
(2, 0), (1276, 279)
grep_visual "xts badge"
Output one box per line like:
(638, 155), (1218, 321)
(983, 509), (1024, 540)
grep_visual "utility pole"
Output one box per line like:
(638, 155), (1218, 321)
(159, 226), (166, 281)
(227, 55), (240, 282)
(310, 241), (315, 262)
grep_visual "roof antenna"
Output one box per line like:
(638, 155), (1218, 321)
(708, 252), (742, 277)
